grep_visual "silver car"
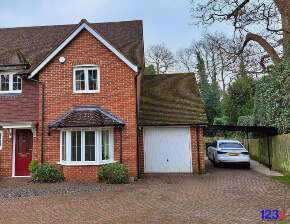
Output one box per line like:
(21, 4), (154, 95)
(208, 140), (250, 168)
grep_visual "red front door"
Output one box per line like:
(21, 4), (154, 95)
(15, 129), (33, 176)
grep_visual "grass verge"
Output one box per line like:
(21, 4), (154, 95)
(271, 176), (290, 188)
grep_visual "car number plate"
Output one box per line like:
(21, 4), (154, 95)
(229, 153), (239, 156)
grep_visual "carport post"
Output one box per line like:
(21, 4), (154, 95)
(246, 132), (250, 153)
(267, 133), (272, 171)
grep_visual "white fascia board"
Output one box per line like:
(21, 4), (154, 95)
(29, 23), (138, 78)
(0, 122), (38, 129)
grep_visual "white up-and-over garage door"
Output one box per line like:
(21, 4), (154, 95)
(144, 127), (192, 173)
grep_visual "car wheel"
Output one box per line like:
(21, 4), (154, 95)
(244, 163), (250, 169)
(212, 155), (217, 167)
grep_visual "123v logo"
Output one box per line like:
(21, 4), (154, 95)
(260, 210), (286, 220)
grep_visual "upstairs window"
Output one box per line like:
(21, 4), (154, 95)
(73, 66), (100, 93)
(0, 73), (22, 93)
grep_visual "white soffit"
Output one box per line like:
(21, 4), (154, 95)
(0, 122), (38, 138)
(29, 23), (138, 78)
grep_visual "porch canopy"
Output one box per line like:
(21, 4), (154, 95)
(47, 106), (125, 132)
(0, 122), (38, 138)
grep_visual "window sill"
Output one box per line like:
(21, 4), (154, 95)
(0, 93), (23, 98)
(57, 161), (117, 166)
(72, 91), (100, 94)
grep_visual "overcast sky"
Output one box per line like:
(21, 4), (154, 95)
(0, 0), (234, 53)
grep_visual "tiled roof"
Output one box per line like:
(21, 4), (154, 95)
(139, 73), (208, 125)
(48, 106), (125, 129)
(0, 20), (143, 70)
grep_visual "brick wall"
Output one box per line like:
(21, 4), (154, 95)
(32, 29), (138, 181)
(62, 165), (102, 182)
(0, 78), (39, 122)
(0, 73), (39, 177)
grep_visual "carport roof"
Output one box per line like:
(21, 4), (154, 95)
(204, 124), (278, 135)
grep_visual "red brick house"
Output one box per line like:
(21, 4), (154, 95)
(0, 19), (207, 181)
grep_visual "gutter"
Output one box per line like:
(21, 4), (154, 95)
(20, 73), (45, 164)
(48, 123), (125, 130)
(134, 67), (142, 179)
(140, 123), (209, 127)
(0, 63), (30, 68)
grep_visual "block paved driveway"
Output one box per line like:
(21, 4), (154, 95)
(0, 159), (289, 224)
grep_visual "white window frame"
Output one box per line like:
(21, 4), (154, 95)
(59, 128), (114, 165)
(73, 65), (100, 93)
(0, 72), (22, 94)
(0, 130), (3, 150)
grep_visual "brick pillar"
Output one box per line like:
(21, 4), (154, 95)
(191, 126), (205, 174)
(138, 127), (144, 174)
(0, 128), (13, 177)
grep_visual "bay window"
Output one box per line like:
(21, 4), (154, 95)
(0, 73), (22, 93)
(60, 128), (114, 165)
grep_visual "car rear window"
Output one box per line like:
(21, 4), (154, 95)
(219, 142), (244, 148)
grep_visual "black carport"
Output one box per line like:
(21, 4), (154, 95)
(204, 124), (278, 171)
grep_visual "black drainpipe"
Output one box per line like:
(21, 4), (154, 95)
(134, 67), (141, 179)
(22, 74), (45, 164)
(196, 126), (201, 175)
(119, 126), (123, 164)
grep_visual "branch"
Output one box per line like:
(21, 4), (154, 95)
(259, 54), (269, 72)
(265, 2), (283, 33)
(239, 33), (280, 65)
(227, 0), (250, 19)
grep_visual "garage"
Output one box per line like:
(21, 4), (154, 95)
(144, 127), (192, 173)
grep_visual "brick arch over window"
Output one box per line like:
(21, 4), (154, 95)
(71, 58), (101, 67)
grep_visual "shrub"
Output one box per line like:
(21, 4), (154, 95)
(31, 164), (65, 182)
(211, 116), (237, 138)
(253, 60), (290, 134)
(237, 115), (254, 126)
(222, 75), (256, 125)
(29, 158), (38, 173)
(237, 115), (254, 138)
(99, 163), (129, 184)
(214, 116), (230, 125)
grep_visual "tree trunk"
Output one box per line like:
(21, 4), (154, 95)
(211, 52), (218, 85)
(273, 0), (290, 57)
(219, 53), (226, 97)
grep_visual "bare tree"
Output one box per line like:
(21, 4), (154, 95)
(190, 0), (289, 68)
(145, 44), (176, 74)
(175, 32), (263, 95)
(193, 33), (238, 95)
(176, 47), (195, 73)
